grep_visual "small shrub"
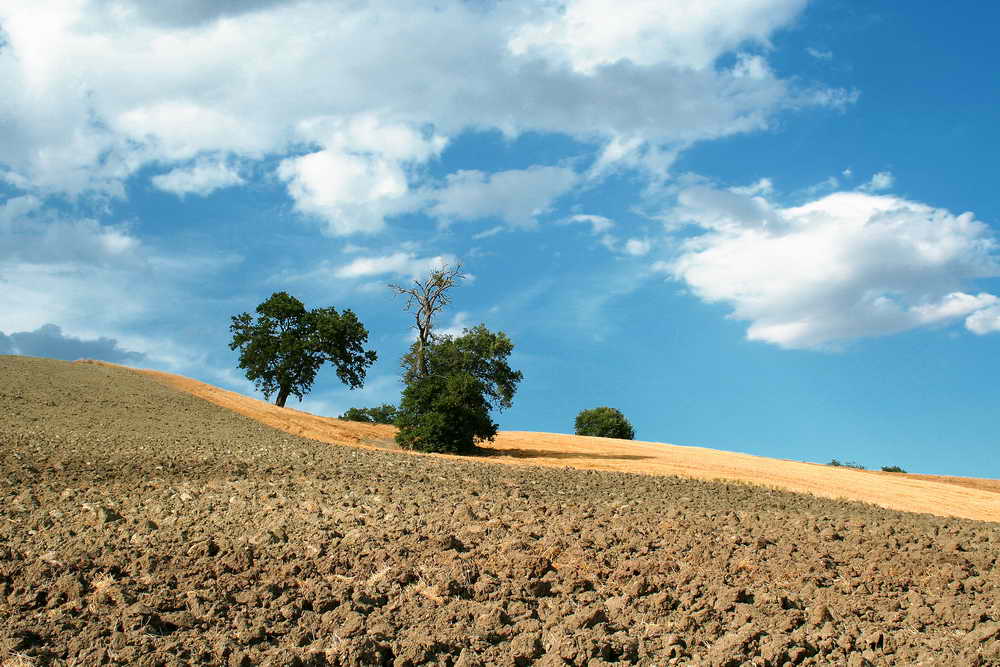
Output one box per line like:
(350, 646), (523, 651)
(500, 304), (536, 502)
(574, 406), (635, 440)
(339, 404), (398, 425)
(827, 459), (865, 470)
(881, 465), (907, 473)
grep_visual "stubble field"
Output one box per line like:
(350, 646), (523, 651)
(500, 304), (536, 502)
(1, 356), (999, 666)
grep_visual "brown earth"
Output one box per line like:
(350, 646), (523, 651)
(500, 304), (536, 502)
(89, 360), (1000, 524)
(2, 355), (1000, 666)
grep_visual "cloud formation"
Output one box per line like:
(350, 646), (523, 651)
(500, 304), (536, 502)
(152, 158), (244, 197)
(0, 0), (842, 231)
(860, 171), (895, 193)
(0, 324), (146, 364)
(430, 167), (579, 228)
(334, 253), (459, 281)
(668, 189), (1000, 348)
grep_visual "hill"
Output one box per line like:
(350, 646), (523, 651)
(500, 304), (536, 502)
(1, 355), (999, 665)
(90, 359), (1000, 523)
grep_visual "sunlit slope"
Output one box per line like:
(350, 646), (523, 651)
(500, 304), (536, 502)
(79, 360), (1000, 522)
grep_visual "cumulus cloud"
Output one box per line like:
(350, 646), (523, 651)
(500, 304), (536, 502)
(669, 189), (1000, 348)
(152, 158), (244, 197)
(0, 0), (842, 208)
(277, 115), (447, 234)
(0, 323), (146, 364)
(429, 166), (579, 228)
(860, 171), (895, 192)
(966, 306), (1000, 335)
(510, 0), (808, 73)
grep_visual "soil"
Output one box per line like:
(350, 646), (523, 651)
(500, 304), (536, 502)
(2, 355), (999, 666)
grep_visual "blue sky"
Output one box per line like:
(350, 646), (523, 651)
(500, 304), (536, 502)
(2, 0), (999, 477)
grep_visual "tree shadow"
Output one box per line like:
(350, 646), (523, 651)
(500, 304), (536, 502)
(475, 447), (652, 462)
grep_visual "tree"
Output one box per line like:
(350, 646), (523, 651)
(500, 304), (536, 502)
(574, 406), (635, 440)
(395, 372), (497, 453)
(395, 324), (523, 453)
(388, 264), (463, 380)
(339, 404), (399, 425)
(401, 324), (521, 410)
(229, 292), (377, 407)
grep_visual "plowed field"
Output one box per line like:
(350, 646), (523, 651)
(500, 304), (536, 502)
(2, 356), (999, 666)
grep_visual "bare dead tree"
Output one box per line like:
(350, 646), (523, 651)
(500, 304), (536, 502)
(388, 263), (464, 379)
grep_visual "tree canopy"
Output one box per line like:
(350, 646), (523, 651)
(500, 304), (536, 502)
(339, 404), (399, 425)
(395, 324), (523, 453)
(574, 406), (635, 440)
(229, 291), (377, 407)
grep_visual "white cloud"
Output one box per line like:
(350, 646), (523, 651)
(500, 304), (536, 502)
(623, 238), (653, 256)
(277, 114), (448, 235)
(730, 177), (774, 196)
(509, 0), (808, 73)
(589, 136), (679, 181)
(807, 47), (833, 61)
(0, 0), (841, 207)
(861, 171), (895, 193)
(429, 166), (579, 228)
(433, 311), (473, 340)
(563, 214), (616, 234)
(966, 305), (1000, 335)
(333, 252), (459, 281)
(669, 189), (1000, 348)
(152, 157), (244, 197)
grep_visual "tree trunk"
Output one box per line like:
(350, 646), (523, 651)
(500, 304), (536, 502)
(275, 385), (291, 407)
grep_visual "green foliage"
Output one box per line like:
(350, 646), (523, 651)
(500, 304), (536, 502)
(402, 324), (522, 410)
(395, 372), (497, 453)
(828, 459), (866, 470)
(339, 404), (398, 425)
(881, 465), (907, 473)
(229, 291), (377, 407)
(574, 406), (635, 440)
(395, 324), (522, 453)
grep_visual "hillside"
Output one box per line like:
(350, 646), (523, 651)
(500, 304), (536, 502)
(93, 359), (1000, 523)
(1, 355), (999, 665)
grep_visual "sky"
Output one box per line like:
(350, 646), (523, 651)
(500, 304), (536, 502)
(2, 0), (1000, 478)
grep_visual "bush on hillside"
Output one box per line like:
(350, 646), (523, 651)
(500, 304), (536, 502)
(395, 372), (496, 454)
(339, 404), (398, 425)
(881, 465), (907, 473)
(828, 459), (866, 470)
(574, 406), (635, 440)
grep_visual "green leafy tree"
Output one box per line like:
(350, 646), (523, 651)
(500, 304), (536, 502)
(396, 325), (523, 453)
(395, 372), (497, 453)
(401, 324), (521, 411)
(229, 291), (377, 407)
(574, 406), (635, 440)
(339, 404), (399, 425)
